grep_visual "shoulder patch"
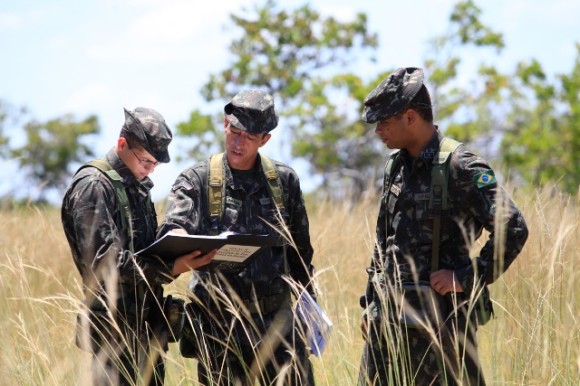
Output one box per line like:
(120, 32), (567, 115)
(474, 170), (496, 188)
(172, 180), (194, 192)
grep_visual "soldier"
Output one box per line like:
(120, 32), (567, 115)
(158, 90), (316, 386)
(61, 107), (215, 385)
(357, 67), (529, 386)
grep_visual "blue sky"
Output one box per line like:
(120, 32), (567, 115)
(1, 0), (579, 201)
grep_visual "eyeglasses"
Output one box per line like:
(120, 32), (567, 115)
(131, 150), (159, 168)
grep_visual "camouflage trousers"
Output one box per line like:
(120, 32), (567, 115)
(358, 314), (486, 386)
(183, 306), (315, 386)
(77, 307), (169, 386)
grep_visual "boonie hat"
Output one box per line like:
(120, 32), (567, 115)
(362, 67), (424, 123)
(122, 107), (172, 163)
(224, 90), (279, 134)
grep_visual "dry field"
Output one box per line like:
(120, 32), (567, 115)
(0, 186), (578, 385)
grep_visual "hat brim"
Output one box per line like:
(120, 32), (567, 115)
(225, 113), (247, 131)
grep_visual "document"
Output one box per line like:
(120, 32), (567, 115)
(136, 231), (282, 272)
(295, 291), (333, 357)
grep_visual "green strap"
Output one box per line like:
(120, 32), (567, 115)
(429, 137), (461, 272)
(260, 154), (284, 212)
(207, 152), (285, 232)
(82, 159), (134, 253)
(208, 153), (225, 235)
(383, 138), (461, 273)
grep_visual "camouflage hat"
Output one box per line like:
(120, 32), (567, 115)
(224, 90), (279, 134)
(362, 67), (424, 123)
(122, 107), (172, 163)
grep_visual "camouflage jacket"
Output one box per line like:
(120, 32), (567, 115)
(158, 153), (315, 301)
(365, 130), (528, 303)
(61, 148), (174, 312)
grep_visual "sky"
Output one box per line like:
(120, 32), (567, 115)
(1, 0), (579, 202)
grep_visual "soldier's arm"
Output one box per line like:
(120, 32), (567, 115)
(67, 172), (127, 280)
(451, 150), (529, 292)
(283, 168), (316, 296)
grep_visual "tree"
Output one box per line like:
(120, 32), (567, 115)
(422, 1), (580, 193)
(9, 114), (100, 202)
(0, 99), (26, 158)
(177, 0), (381, 198)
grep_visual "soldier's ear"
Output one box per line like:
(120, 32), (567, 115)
(259, 133), (272, 147)
(406, 109), (416, 125)
(117, 137), (128, 150)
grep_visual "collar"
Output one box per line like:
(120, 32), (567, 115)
(400, 128), (442, 170)
(105, 148), (154, 190)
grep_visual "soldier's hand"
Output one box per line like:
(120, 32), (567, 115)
(430, 269), (464, 296)
(172, 249), (217, 276)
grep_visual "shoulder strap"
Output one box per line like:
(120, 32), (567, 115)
(208, 153), (225, 235)
(260, 154), (284, 214)
(80, 159), (134, 252)
(430, 137), (462, 272)
(384, 150), (402, 195)
(207, 153), (286, 234)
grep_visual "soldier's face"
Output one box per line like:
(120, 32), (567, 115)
(375, 114), (407, 149)
(224, 123), (271, 170)
(118, 138), (158, 180)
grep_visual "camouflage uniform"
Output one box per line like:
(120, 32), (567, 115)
(61, 107), (175, 386)
(158, 90), (316, 386)
(357, 68), (529, 386)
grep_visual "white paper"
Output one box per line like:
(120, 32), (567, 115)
(295, 291), (333, 356)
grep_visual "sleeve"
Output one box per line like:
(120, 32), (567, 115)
(157, 168), (205, 237)
(69, 173), (176, 286)
(66, 173), (129, 282)
(283, 168), (316, 297)
(451, 149), (529, 293)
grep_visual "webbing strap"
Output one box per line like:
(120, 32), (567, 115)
(207, 152), (285, 234)
(429, 137), (461, 272)
(383, 138), (461, 273)
(83, 159), (134, 253)
(209, 153), (225, 218)
(260, 155), (284, 211)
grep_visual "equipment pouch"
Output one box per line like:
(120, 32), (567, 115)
(474, 286), (494, 326)
(398, 284), (448, 330)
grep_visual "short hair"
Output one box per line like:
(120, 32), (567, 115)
(407, 85), (433, 122)
(120, 128), (141, 149)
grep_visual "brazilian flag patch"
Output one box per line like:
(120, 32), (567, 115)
(474, 171), (496, 188)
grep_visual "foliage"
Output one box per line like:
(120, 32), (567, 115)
(0, 99), (26, 158)
(9, 114), (100, 202)
(177, 0), (381, 198)
(424, 1), (580, 194)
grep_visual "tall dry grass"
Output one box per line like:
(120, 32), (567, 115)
(0, 185), (578, 385)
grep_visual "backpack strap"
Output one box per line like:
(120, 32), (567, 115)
(79, 159), (134, 253)
(429, 137), (462, 272)
(207, 152), (285, 235)
(260, 154), (284, 214)
(208, 153), (226, 235)
(384, 150), (402, 236)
